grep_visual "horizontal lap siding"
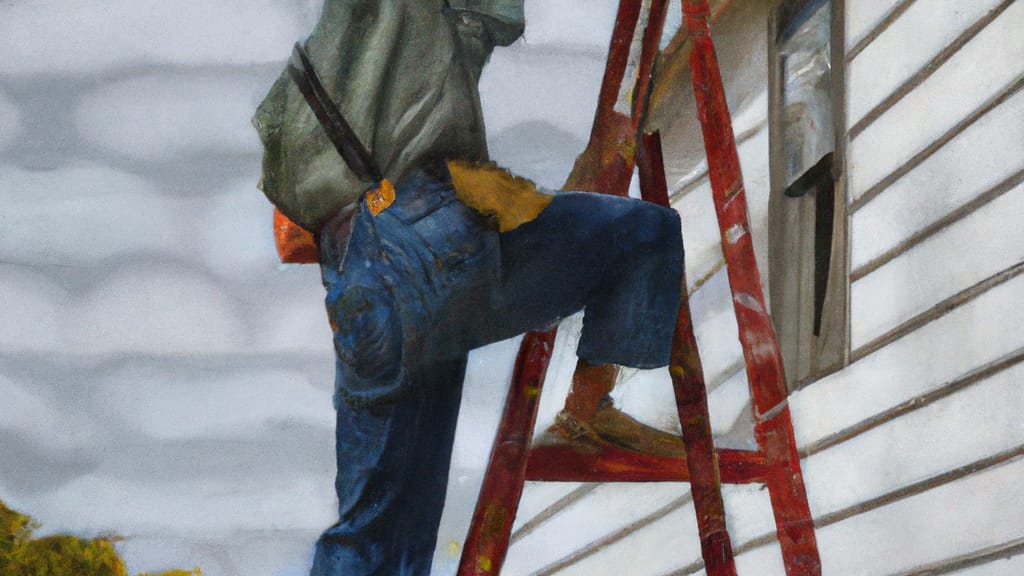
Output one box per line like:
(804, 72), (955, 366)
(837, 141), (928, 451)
(671, 127), (770, 296)
(723, 457), (1024, 576)
(500, 2), (1024, 574)
(846, 0), (1024, 205)
(790, 272), (1024, 451)
(801, 362), (1024, 517)
(845, 0), (905, 53)
(947, 551), (1024, 576)
(781, 1), (1024, 569)
(550, 484), (778, 576)
(846, 0), (1004, 126)
(813, 457), (1024, 575)
(504, 483), (701, 575)
(849, 181), (1024, 347)
(850, 89), (1024, 271)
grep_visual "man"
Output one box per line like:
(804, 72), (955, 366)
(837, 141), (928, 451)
(253, 1), (684, 573)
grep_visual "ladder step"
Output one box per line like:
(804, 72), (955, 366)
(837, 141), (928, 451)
(525, 444), (768, 484)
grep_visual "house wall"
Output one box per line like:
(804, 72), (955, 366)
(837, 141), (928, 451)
(501, 1), (1024, 575)
(788, 0), (1024, 573)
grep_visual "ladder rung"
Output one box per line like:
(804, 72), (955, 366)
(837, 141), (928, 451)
(524, 444), (768, 484)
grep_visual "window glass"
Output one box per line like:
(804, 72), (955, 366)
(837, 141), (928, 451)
(780, 0), (833, 188)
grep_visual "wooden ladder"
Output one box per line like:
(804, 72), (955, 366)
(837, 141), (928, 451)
(457, 1), (822, 574)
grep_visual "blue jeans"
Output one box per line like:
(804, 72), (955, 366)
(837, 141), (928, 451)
(311, 166), (683, 575)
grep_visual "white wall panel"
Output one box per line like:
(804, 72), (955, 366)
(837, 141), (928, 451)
(553, 483), (776, 576)
(733, 542), (788, 576)
(75, 262), (247, 355)
(803, 362), (1024, 517)
(504, 482), (694, 575)
(77, 74), (268, 161)
(674, 180), (726, 286)
(847, 0), (1003, 126)
(511, 482), (587, 534)
(850, 182), (1024, 347)
(949, 552), (1024, 576)
(557, 501), (701, 576)
(814, 456), (1024, 575)
(847, 0), (1024, 202)
(0, 164), (187, 266)
(851, 88), (1024, 270)
(789, 272), (1024, 450)
(671, 128), (770, 292)
(845, 0), (904, 52)
(0, 266), (66, 352)
(0, 90), (21, 152)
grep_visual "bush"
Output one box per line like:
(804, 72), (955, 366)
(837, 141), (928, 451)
(1, 500), (200, 576)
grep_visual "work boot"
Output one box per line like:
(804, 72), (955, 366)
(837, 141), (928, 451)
(548, 397), (687, 458)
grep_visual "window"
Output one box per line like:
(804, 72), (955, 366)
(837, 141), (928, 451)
(768, 0), (848, 387)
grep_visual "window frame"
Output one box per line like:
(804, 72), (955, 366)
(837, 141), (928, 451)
(767, 0), (850, 389)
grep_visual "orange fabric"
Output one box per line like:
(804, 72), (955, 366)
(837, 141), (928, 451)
(273, 208), (319, 264)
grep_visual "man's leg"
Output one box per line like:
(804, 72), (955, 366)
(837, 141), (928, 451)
(311, 169), (494, 575)
(478, 191), (687, 453)
(481, 191), (682, 367)
(311, 356), (467, 576)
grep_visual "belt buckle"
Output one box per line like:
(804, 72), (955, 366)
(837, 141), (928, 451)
(365, 179), (395, 216)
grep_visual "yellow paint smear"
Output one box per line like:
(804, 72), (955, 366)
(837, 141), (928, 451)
(447, 160), (553, 233)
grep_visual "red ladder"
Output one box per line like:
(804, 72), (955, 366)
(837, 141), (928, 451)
(457, 1), (821, 574)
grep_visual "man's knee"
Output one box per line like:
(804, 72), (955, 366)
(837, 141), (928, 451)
(623, 202), (683, 255)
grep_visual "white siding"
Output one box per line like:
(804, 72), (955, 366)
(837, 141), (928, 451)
(546, 484), (777, 576)
(673, 180), (726, 288)
(844, 0), (904, 52)
(802, 362), (1024, 516)
(850, 88), (1024, 270)
(0, 0), (320, 75)
(949, 553), (1024, 576)
(847, 0), (1004, 126)
(504, 482), (693, 575)
(850, 181), (1024, 347)
(846, 0), (1024, 202)
(671, 128), (770, 291)
(790, 272), (1024, 449)
(813, 457), (1024, 575)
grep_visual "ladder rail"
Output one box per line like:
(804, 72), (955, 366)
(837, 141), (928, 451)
(681, 1), (821, 572)
(637, 130), (737, 576)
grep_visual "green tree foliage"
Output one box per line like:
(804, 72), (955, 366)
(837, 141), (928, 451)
(1, 500), (200, 576)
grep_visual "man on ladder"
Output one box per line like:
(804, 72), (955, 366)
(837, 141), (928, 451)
(254, 1), (689, 574)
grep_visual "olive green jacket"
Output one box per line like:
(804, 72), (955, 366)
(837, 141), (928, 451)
(252, 0), (525, 231)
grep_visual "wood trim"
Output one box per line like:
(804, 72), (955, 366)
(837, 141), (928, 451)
(850, 74), (1024, 213)
(844, 0), (916, 63)
(851, 167), (1024, 282)
(848, 0), (1016, 141)
(767, 0), (850, 387)
(851, 260), (1024, 362)
(799, 346), (1024, 458)
(830, 0), (852, 375)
